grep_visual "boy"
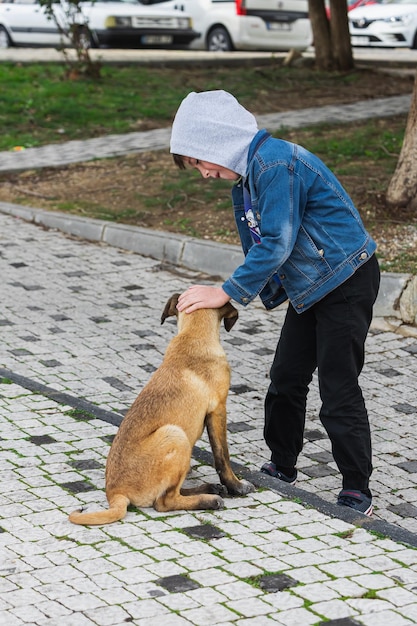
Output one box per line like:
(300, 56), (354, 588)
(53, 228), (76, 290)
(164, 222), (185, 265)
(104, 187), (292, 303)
(171, 90), (380, 516)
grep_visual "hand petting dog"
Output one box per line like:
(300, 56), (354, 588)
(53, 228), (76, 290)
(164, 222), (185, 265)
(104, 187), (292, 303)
(177, 285), (231, 314)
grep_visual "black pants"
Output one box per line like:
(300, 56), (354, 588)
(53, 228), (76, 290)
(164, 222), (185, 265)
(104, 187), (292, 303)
(264, 254), (380, 493)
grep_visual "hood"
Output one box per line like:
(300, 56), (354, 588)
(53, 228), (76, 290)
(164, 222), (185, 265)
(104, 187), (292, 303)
(170, 90), (259, 177)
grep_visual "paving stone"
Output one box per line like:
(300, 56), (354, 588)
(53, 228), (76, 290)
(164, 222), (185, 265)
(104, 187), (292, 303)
(388, 503), (417, 517)
(182, 524), (226, 540)
(305, 451), (334, 463)
(68, 459), (103, 470)
(230, 384), (256, 394)
(0, 319), (14, 326)
(301, 464), (339, 478)
(155, 574), (201, 593)
(90, 316), (111, 324)
(60, 481), (96, 494)
(392, 403), (417, 414)
(127, 293), (147, 302)
(258, 573), (299, 592)
(304, 429), (327, 441)
(122, 284), (143, 291)
(40, 360), (62, 367)
(396, 460), (417, 473)
(27, 435), (58, 445)
(227, 421), (255, 433)
(102, 377), (134, 391)
(9, 348), (33, 356)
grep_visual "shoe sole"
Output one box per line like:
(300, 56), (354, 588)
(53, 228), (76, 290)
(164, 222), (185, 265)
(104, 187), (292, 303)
(363, 504), (373, 517)
(337, 501), (373, 516)
(261, 467), (297, 486)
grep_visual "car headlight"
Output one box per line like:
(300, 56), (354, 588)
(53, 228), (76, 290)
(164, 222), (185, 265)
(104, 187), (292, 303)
(385, 13), (414, 26)
(105, 16), (132, 28)
(177, 17), (192, 29)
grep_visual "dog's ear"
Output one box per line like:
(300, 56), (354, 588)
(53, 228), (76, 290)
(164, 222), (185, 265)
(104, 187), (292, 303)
(161, 294), (180, 325)
(221, 302), (239, 332)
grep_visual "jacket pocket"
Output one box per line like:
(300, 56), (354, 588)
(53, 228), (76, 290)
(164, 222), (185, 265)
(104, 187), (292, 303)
(288, 226), (330, 280)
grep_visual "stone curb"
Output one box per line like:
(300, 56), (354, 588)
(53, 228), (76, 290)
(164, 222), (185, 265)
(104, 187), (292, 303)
(2, 200), (417, 328)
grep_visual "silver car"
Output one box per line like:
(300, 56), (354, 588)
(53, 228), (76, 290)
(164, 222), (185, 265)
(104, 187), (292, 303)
(349, 0), (417, 48)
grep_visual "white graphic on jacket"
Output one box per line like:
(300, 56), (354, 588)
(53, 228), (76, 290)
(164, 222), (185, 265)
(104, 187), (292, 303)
(243, 183), (281, 287)
(243, 186), (261, 244)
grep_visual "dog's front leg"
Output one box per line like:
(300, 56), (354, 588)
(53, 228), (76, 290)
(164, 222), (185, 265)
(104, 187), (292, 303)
(206, 408), (255, 496)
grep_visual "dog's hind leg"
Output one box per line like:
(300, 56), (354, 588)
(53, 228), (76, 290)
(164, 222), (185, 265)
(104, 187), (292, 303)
(206, 405), (255, 496)
(147, 425), (225, 512)
(180, 483), (227, 497)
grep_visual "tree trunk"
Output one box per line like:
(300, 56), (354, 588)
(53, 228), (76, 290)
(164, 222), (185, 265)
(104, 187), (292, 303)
(386, 72), (417, 211)
(308, 0), (335, 70)
(329, 0), (354, 70)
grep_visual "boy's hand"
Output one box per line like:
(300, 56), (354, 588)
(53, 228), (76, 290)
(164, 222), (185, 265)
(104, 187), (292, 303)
(177, 285), (231, 313)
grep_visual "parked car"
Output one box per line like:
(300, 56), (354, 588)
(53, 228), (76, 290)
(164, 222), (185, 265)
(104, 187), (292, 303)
(326, 0), (380, 19)
(349, 0), (381, 9)
(349, 0), (417, 48)
(0, 0), (198, 49)
(140, 0), (312, 52)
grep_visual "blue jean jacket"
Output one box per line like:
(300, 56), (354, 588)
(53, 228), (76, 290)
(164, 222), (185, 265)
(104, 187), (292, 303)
(222, 130), (377, 312)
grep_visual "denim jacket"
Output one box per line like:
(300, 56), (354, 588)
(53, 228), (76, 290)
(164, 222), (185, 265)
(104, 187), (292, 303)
(222, 130), (377, 312)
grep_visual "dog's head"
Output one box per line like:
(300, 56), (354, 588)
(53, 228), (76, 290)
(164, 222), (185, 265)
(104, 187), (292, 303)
(161, 293), (239, 332)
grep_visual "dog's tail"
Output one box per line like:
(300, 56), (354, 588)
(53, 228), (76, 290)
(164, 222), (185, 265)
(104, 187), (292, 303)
(68, 494), (130, 525)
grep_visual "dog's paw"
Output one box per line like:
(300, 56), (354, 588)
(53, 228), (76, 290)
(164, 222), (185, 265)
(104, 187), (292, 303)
(208, 483), (227, 497)
(228, 479), (256, 496)
(240, 479), (256, 494)
(213, 496), (225, 510)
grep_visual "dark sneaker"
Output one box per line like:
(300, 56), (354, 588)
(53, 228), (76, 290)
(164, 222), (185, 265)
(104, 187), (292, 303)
(337, 489), (373, 516)
(261, 462), (297, 485)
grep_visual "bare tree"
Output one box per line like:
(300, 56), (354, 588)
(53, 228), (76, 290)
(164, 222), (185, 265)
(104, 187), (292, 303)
(308, 0), (333, 70)
(39, 0), (101, 79)
(329, 0), (354, 70)
(308, 0), (354, 71)
(386, 71), (417, 211)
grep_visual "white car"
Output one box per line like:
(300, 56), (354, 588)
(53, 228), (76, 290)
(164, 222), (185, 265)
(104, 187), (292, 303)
(349, 0), (417, 48)
(0, 0), (198, 49)
(141, 0), (312, 52)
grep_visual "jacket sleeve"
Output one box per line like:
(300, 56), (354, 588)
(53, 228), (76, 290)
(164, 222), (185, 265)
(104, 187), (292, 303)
(222, 163), (306, 305)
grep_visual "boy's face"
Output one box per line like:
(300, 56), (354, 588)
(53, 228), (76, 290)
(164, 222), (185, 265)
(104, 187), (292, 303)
(184, 158), (240, 181)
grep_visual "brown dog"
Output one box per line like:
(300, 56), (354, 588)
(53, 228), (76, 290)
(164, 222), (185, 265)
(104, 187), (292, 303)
(69, 293), (255, 525)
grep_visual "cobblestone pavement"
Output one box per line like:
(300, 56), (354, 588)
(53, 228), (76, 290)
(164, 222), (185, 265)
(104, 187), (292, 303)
(1, 65), (417, 623)
(1, 212), (417, 626)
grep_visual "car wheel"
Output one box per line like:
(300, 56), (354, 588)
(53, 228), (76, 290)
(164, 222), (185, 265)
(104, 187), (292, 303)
(412, 30), (417, 49)
(0, 26), (12, 49)
(207, 26), (233, 52)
